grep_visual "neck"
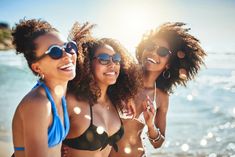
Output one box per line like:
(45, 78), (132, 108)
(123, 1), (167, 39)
(43, 79), (68, 98)
(97, 83), (109, 105)
(143, 70), (161, 88)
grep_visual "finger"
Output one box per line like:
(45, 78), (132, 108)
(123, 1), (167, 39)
(142, 100), (148, 110)
(149, 104), (155, 114)
(131, 101), (136, 118)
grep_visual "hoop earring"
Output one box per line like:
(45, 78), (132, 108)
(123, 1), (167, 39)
(163, 69), (170, 79)
(37, 73), (44, 80)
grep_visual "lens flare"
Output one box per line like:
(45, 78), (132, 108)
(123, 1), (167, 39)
(137, 147), (144, 151)
(96, 126), (105, 134)
(216, 137), (221, 142)
(187, 94), (193, 101)
(124, 147), (131, 154)
(181, 143), (189, 152)
(200, 139), (207, 146)
(73, 107), (81, 114)
(207, 132), (214, 138)
(84, 115), (91, 120)
(54, 85), (64, 96)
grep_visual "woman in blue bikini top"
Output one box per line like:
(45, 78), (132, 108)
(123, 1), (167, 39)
(11, 18), (86, 157)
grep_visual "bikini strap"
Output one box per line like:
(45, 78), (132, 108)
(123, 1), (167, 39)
(89, 103), (93, 124)
(153, 83), (157, 108)
(113, 102), (123, 124)
(40, 82), (57, 115)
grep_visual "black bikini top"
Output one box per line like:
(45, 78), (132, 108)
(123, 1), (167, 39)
(63, 104), (124, 152)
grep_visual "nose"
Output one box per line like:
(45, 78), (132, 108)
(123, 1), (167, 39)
(107, 58), (116, 68)
(62, 49), (76, 62)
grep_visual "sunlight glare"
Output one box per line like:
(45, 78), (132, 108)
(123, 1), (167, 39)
(181, 143), (189, 152)
(54, 85), (63, 96)
(73, 107), (81, 115)
(84, 115), (91, 120)
(124, 147), (131, 154)
(96, 126), (105, 134)
(200, 139), (207, 146)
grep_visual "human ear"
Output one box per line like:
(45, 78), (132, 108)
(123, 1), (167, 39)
(31, 63), (41, 74)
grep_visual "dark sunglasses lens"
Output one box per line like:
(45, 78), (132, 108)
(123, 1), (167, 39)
(157, 47), (170, 57)
(65, 42), (78, 54)
(98, 54), (110, 65)
(49, 47), (63, 59)
(113, 54), (121, 64)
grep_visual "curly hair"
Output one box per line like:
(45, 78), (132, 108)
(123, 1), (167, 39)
(136, 22), (206, 93)
(12, 18), (58, 74)
(68, 37), (142, 109)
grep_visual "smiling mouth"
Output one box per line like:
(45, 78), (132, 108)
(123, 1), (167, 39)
(104, 72), (117, 76)
(146, 57), (159, 64)
(59, 63), (75, 71)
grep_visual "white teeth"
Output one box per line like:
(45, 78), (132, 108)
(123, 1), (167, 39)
(59, 63), (74, 70)
(147, 57), (157, 64)
(104, 72), (115, 75)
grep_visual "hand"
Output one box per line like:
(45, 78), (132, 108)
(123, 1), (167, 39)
(122, 99), (136, 119)
(143, 96), (155, 127)
(61, 144), (69, 157)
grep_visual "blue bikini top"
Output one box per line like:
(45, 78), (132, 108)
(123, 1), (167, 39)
(14, 81), (70, 151)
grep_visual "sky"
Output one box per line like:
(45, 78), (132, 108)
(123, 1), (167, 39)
(1, 0), (235, 55)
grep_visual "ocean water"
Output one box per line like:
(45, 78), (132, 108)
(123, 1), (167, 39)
(0, 50), (235, 157)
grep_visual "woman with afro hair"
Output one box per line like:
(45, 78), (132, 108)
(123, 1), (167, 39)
(62, 23), (142, 157)
(11, 18), (86, 157)
(109, 22), (206, 157)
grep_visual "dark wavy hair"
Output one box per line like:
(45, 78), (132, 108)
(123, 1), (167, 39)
(12, 18), (58, 74)
(68, 34), (142, 109)
(136, 22), (206, 93)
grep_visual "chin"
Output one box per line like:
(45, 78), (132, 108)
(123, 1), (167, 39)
(107, 79), (117, 85)
(65, 72), (76, 81)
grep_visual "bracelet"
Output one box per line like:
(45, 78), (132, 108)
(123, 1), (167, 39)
(146, 127), (161, 143)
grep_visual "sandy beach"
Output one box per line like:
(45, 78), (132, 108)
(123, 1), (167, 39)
(0, 140), (13, 157)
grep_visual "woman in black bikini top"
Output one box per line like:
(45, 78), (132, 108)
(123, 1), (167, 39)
(63, 23), (142, 157)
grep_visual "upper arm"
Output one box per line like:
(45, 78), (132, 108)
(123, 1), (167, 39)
(66, 94), (78, 117)
(21, 96), (50, 157)
(154, 93), (169, 136)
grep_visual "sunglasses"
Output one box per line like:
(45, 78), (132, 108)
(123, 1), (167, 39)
(93, 53), (121, 65)
(145, 43), (172, 57)
(34, 41), (78, 62)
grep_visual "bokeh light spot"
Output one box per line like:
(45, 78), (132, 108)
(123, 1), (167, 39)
(181, 143), (189, 152)
(73, 106), (81, 115)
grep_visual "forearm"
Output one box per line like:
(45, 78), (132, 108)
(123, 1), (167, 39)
(147, 124), (165, 148)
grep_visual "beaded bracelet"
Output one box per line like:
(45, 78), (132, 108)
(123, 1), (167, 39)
(146, 127), (161, 143)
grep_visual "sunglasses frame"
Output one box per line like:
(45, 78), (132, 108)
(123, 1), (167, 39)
(93, 53), (121, 65)
(145, 43), (172, 57)
(33, 41), (78, 62)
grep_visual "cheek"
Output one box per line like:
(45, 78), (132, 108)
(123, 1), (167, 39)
(72, 54), (77, 63)
(141, 50), (150, 58)
(92, 63), (103, 77)
(116, 65), (121, 74)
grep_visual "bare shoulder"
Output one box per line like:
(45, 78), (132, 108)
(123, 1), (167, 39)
(156, 89), (169, 112)
(18, 87), (50, 119)
(66, 93), (89, 115)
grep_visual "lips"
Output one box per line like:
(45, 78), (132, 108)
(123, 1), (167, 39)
(59, 63), (75, 71)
